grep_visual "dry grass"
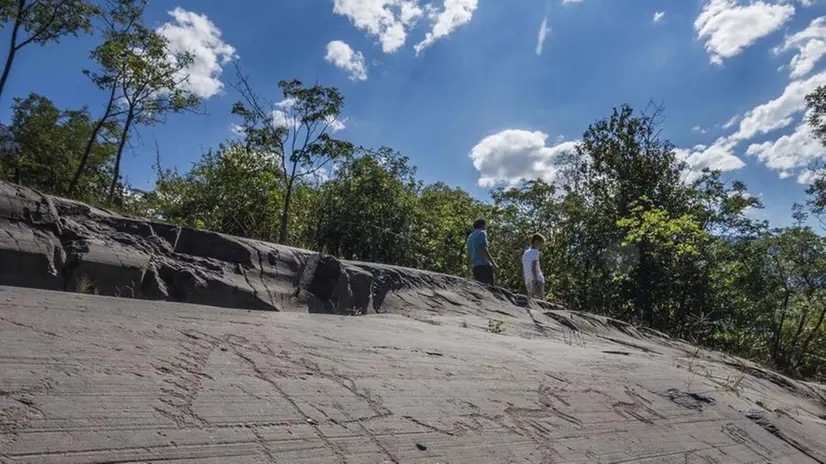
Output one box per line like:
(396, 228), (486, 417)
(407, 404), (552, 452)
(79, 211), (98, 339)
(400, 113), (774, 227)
(562, 327), (586, 348)
(74, 274), (97, 295)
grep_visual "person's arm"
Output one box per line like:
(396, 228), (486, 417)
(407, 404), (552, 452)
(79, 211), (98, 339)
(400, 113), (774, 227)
(480, 244), (497, 268)
(531, 258), (539, 281)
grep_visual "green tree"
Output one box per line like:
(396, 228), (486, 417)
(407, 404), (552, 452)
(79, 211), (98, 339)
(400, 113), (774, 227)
(68, 0), (146, 197)
(135, 141), (285, 240)
(0, 0), (99, 100)
(562, 104), (690, 324)
(105, 25), (199, 203)
(0, 93), (116, 200)
(804, 85), (826, 228)
(489, 179), (564, 295)
(415, 182), (489, 276)
(232, 68), (354, 244)
(309, 147), (419, 264)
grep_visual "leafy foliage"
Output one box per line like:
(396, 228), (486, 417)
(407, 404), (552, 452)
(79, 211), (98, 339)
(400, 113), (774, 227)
(232, 69), (354, 243)
(0, 0), (100, 99)
(0, 93), (116, 201)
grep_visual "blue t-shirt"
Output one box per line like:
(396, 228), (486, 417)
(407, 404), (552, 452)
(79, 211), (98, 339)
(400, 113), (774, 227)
(467, 229), (490, 268)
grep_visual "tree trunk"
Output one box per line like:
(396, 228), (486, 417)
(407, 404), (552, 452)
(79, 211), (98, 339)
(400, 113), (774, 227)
(0, 7), (23, 103)
(68, 81), (118, 196)
(771, 287), (791, 365)
(637, 242), (655, 328)
(108, 108), (135, 204)
(278, 169), (297, 244)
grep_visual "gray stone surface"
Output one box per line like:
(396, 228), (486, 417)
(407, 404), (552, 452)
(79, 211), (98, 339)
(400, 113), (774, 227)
(1, 286), (826, 463)
(1, 181), (826, 462)
(0, 181), (526, 317)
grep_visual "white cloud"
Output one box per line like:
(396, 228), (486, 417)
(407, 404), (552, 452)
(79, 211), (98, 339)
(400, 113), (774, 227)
(536, 15), (551, 56)
(272, 98), (347, 134)
(278, 98), (296, 110)
(400, 1), (425, 25)
(325, 40), (368, 81)
(678, 70), (826, 183)
(332, 0), (423, 53)
(414, 0), (478, 55)
(469, 129), (578, 187)
(692, 125), (708, 134)
(694, 0), (795, 65)
(272, 109), (297, 131)
(797, 167), (826, 184)
(326, 116), (348, 132)
(157, 8), (236, 99)
(334, 0), (477, 55)
(675, 139), (746, 183)
(773, 17), (826, 79)
(745, 115), (826, 181)
(722, 114), (742, 129)
(734, 69), (826, 140)
(653, 11), (666, 23)
(562, 0), (583, 4)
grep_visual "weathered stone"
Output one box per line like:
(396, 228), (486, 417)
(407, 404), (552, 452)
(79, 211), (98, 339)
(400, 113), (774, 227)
(1, 180), (826, 462)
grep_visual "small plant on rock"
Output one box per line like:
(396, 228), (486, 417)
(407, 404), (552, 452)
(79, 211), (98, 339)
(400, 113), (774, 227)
(486, 319), (504, 334)
(74, 274), (97, 295)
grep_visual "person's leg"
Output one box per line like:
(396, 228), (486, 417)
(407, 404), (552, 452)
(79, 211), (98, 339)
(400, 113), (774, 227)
(535, 280), (545, 300)
(527, 280), (541, 299)
(472, 265), (484, 283)
(473, 265), (494, 285)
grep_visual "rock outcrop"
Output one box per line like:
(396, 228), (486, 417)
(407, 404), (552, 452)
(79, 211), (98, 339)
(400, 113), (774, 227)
(1, 181), (826, 462)
(0, 181), (560, 318)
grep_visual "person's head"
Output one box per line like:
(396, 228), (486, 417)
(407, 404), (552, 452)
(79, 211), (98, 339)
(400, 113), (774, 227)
(531, 233), (546, 250)
(473, 217), (487, 230)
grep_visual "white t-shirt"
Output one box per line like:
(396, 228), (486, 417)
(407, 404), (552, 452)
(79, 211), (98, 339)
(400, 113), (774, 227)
(522, 248), (544, 282)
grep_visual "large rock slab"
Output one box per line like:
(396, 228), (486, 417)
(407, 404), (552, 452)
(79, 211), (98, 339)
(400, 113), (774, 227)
(1, 181), (826, 461)
(0, 286), (825, 463)
(0, 181), (558, 319)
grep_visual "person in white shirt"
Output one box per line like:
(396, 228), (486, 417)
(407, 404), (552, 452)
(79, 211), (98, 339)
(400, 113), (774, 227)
(521, 233), (546, 299)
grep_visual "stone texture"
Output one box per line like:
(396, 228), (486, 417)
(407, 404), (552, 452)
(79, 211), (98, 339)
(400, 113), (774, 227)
(1, 181), (825, 462)
(0, 181), (560, 318)
(1, 286), (826, 463)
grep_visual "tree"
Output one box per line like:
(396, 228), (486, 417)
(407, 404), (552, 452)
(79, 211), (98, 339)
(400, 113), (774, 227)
(139, 141), (285, 241)
(232, 66), (354, 244)
(309, 147), (419, 264)
(489, 180), (564, 295)
(105, 26), (199, 203)
(804, 86), (826, 228)
(0, 93), (117, 199)
(414, 182), (489, 276)
(67, 0), (145, 196)
(0, 0), (99, 101)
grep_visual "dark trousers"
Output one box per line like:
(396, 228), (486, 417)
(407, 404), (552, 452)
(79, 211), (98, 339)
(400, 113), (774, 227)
(472, 265), (495, 286)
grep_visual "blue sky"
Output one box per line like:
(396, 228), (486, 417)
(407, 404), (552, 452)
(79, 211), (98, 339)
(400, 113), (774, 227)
(2, 0), (826, 227)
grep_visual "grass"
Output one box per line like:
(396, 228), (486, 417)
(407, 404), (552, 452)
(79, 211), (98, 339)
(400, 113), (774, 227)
(562, 327), (586, 348)
(486, 319), (504, 334)
(74, 273), (97, 295)
(114, 281), (136, 298)
(721, 373), (746, 396)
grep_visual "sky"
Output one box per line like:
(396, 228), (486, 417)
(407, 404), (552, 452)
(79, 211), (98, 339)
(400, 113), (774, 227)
(2, 0), (826, 228)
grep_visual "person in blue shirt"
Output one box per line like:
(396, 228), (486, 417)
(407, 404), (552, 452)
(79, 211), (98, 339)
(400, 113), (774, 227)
(467, 217), (498, 285)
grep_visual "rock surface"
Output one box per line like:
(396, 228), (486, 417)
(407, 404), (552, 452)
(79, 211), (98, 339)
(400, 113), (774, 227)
(0, 181), (554, 318)
(1, 182), (826, 462)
